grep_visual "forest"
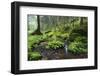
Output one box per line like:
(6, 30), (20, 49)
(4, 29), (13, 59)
(28, 15), (88, 61)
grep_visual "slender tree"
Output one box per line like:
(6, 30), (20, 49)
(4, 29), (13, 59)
(80, 17), (84, 26)
(31, 15), (42, 35)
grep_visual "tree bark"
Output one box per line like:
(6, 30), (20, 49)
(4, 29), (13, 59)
(31, 15), (42, 35)
(80, 17), (84, 26)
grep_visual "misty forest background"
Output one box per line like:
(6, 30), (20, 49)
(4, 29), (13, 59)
(28, 15), (88, 61)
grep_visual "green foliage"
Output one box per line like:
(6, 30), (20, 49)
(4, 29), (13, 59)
(43, 30), (66, 49)
(47, 30), (62, 37)
(75, 36), (87, 43)
(72, 28), (87, 36)
(46, 40), (64, 49)
(68, 33), (81, 43)
(28, 15), (88, 58)
(45, 28), (69, 41)
(28, 35), (43, 49)
(28, 51), (42, 60)
(68, 36), (87, 54)
(42, 33), (48, 40)
(60, 33), (69, 40)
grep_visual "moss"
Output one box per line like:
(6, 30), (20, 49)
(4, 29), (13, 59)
(28, 51), (42, 60)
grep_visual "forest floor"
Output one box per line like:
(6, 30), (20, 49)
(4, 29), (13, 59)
(32, 44), (87, 60)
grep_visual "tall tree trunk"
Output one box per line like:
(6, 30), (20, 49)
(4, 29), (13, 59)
(37, 15), (41, 32)
(80, 17), (84, 26)
(31, 15), (42, 35)
(80, 17), (84, 30)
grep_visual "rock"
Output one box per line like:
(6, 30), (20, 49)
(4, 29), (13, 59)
(40, 42), (47, 46)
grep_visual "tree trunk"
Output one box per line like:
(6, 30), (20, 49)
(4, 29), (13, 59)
(80, 17), (84, 26)
(80, 17), (84, 30)
(31, 15), (42, 35)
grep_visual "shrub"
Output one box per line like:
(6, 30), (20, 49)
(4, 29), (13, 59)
(60, 33), (69, 40)
(46, 40), (64, 49)
(68, 33), (81, 42)
(71, 27), (87, 36)
(28, 51), (42, 60)
(28, 35), (43, 49)
(68, 36), (87, 54)
(75, 36), (87, 43)
(47, 31), (62, 37)
(41, 33), (49, 41)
